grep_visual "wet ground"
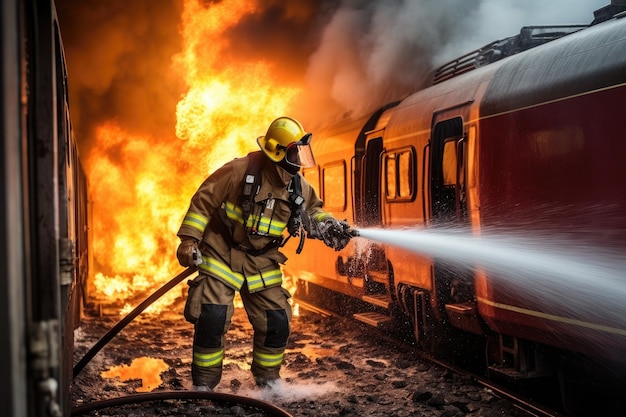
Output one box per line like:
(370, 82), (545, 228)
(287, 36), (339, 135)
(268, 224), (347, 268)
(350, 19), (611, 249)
(71, 297), (528, 416)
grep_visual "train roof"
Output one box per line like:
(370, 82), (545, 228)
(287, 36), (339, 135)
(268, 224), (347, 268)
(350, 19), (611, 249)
(481, 14), (626, 116)
(311, 102), (399, 155)
(311, 114), (371, 154)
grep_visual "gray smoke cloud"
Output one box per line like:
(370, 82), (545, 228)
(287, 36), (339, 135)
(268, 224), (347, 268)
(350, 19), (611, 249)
(291, 0), (607, 128)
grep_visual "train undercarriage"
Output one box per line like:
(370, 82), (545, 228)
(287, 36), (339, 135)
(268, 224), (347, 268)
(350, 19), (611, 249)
(293, 264), (626, 416)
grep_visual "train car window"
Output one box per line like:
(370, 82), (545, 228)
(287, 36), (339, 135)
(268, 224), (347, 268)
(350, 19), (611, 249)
(384, 147), (416, 202)
(385, 155), (397, 199)
(442, 140), (457, 186)
(398, 151), (413, 198)
(322, 161), (346, 211)
(301, 166), (320, 194)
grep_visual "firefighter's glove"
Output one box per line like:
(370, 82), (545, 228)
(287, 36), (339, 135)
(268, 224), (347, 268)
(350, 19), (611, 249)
(177, 238), (202, 267)
(318, 218), (353, 251)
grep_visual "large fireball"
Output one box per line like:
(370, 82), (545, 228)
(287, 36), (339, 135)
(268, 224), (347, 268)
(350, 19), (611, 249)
(87, 0), (299, 313)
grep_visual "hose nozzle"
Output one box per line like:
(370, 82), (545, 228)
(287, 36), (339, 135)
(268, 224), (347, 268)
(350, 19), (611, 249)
(348, 228), (360, 237)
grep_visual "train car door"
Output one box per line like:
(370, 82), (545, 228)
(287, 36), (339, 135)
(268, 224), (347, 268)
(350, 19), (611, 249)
(427, 116), (477, 353)
(356, 136), (390, 293)
(429, 117), (468, 224)
(361, 136), (383, 227)
(353, 102), (398, 228)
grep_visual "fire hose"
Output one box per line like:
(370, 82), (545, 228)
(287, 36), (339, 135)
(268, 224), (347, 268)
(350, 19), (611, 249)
(72, 266), (294, 416)
(71, 390), (293, 417)
(72, 267), (198, 379)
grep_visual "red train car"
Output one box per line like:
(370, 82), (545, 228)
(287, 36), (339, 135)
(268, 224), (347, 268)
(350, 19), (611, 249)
(285, 4), (626, 415)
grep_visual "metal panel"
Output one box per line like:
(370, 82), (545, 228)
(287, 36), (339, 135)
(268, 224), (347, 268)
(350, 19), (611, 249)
(0, 1), (28, 416)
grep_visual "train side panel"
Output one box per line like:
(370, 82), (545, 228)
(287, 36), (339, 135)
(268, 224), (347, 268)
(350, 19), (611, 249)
(1, 0), (29, 415)
(475, 17), (626, 360)
(1, 0), (86, 415)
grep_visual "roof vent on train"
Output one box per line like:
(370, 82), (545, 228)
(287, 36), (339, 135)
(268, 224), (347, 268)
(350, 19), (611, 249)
(432, 24), (586, 85)
(591, 0), (626, 25)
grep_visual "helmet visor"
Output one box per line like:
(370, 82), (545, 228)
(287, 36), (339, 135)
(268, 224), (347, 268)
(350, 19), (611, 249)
(285, 133), (316, 168)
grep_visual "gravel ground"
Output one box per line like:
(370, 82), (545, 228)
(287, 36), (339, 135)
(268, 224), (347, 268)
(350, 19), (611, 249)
(71, 296), (527, 417)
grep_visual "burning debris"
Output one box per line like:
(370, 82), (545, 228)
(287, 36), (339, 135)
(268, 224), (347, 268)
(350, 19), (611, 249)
(101, 357), (169, 392)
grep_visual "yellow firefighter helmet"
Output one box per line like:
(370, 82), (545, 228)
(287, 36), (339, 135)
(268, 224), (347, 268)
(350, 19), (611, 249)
(257, 117), (315, 168)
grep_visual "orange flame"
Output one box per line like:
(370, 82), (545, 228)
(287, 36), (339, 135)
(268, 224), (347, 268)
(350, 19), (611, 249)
(101, 357), (169, 392)
(87, 0), (301, 314)
(174, 0), (299, 172)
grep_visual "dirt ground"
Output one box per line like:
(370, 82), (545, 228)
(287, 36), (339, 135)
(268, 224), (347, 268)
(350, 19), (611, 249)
(71, 296), (527, 417)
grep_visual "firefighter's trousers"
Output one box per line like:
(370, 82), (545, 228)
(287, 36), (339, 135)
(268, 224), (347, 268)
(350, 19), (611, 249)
(189, 274), (292, 389)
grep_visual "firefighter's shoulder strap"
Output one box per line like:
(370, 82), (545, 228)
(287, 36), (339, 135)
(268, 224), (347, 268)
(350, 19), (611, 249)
(240, 150), (265, 223)
(240, 151), (307, 252)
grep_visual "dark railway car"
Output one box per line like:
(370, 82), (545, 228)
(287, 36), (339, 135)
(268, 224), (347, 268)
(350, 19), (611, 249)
(285, 2), (626, 415)
(1, 0), (88, 416)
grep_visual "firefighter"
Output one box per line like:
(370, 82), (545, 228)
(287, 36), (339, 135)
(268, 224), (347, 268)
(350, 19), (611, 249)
(176, 116), (355, 390)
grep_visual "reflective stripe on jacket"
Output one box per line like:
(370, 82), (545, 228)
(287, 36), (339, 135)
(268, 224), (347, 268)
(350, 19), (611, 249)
(197, 254), (282, 292)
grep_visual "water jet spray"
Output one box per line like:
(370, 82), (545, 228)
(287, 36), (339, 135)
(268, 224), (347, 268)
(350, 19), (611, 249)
(355, 227), (626, 332)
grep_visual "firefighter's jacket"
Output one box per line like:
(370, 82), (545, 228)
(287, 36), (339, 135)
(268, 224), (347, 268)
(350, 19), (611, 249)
(177, 153), (332, 293)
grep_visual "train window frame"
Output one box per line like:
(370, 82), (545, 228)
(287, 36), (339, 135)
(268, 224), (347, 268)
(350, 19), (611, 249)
(321, 160), (347, 211)
(383, 146), (417, 203)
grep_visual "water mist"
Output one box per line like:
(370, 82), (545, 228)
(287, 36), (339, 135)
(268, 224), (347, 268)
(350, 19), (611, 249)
(357, 227), (626, 341)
